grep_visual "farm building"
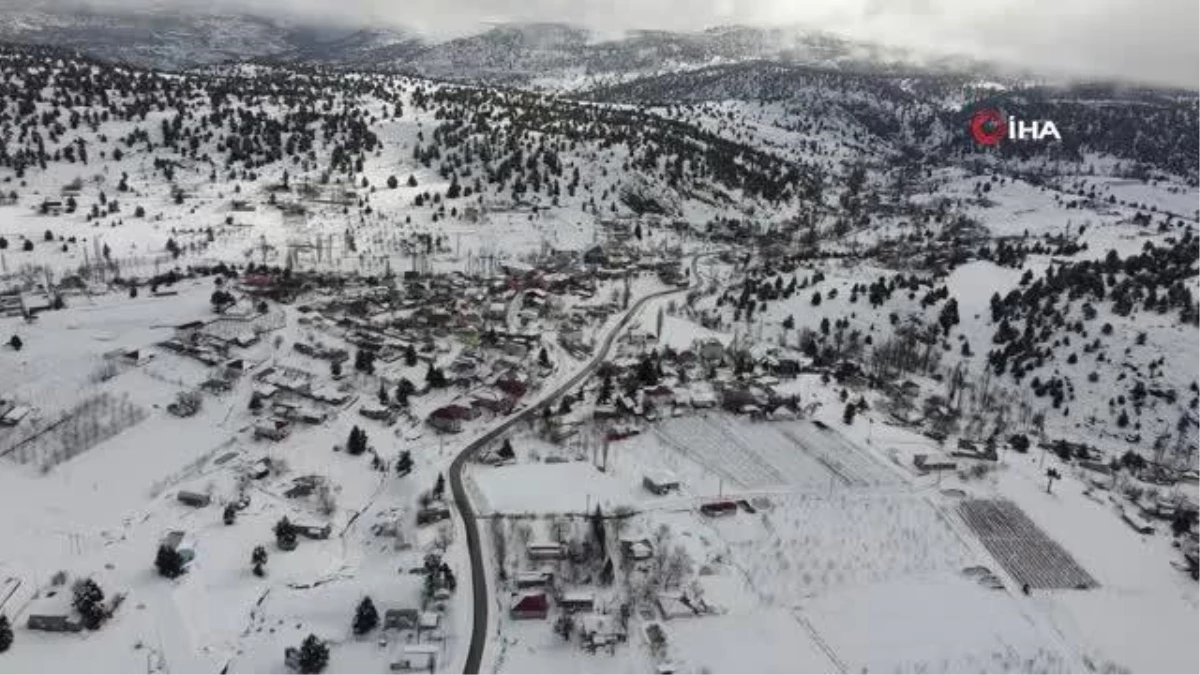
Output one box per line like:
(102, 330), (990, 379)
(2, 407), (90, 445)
(510, 592), (550, 620)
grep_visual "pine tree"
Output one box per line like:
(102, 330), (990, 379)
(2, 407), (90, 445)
(407, 174), (418, 187)
(252, 545), (268, 576)
(396, 451), (414, 476)
(843, 403), (856, 425)
(387, 175), (398, 189)
(590, 504), (606, 555)
(377, 382), (389, 406)
(598, 374), (613, 403)
(498, 439), (515, 460)
(224, 503), (238, 525)
(433, 473), (445, 499)
(347, 426), (368, 456)
(538, 348), (551, 368)
(8, 335), (22, 351)
(275, 517), (297, 550)
(72, 578), (105, 629)
(0, 614), (13, 653)
(353, 596), (379, 635)
(297, 634), (329, 674)
(155, 544), (185, 578)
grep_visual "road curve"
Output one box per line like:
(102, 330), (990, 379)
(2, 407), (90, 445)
(449, 282), (689, 674)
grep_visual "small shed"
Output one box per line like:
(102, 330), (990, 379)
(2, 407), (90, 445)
(699, 501), (738, 517)
(177, 490), (211, 508)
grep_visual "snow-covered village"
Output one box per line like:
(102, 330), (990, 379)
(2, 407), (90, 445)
(0, 2), (1197, 674)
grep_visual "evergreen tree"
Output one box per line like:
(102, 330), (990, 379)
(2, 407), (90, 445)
(297, 634), (330, 674)
(498, 439), (515, 460)
(396, 451), (414, 476)
(252, 545), (268, 577)
(224, 503), (238, 525)
(590, 504), (606, 555)
(433, 473), (445, 499)
(155, 544), (185, 578)
(407, 175), (418, 187)
(538, 348), (551, 368)
(275, 517), (297, 550)
(353, 596), (379, 635)
(387, 175), (398, 189)
(72, 578), (105, 630)
(843, 403), (857, 425)
(8, 335), (21, 351)
(377, 382), (389, 406)
(404, 344), (418, 366)
(0, 614), (12, 654)
(598, 374), (613, 403)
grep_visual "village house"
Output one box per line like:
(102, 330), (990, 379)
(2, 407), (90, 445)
(384, 608), (420, 631)
(427, 405), (474, 433)
(254, 418), (292, 441)
(642, 470), (681, 496)
(471, 389), (514, 416)
(25, 590), (82, 633)
(514, 570), (554, 589)
(160, 530), (197, 567)
(696, 338), (725, 362)
(417, 502), (451, 526)
(527, 541), (568, 561)
(559, 591), (596, 613)
(913, 453), (958, 474)
(619, 537), (654, 563)
(510, 592), (550, 620)
(390, 645), (438, 673)
(656, 593), (697, 620)
(579, 613), (626, 651)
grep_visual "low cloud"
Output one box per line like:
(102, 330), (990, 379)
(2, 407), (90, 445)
(28, 0), (1200, 88)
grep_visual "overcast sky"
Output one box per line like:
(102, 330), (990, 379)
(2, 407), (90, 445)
(49, 0), (1200, 88)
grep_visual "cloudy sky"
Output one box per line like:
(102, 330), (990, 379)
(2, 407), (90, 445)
(47, 0), (1200, 88)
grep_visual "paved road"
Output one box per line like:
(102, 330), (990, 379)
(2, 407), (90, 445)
(449, 282), (690, 674)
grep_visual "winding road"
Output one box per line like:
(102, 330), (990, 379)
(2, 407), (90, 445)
(449, 279), (694, 674)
